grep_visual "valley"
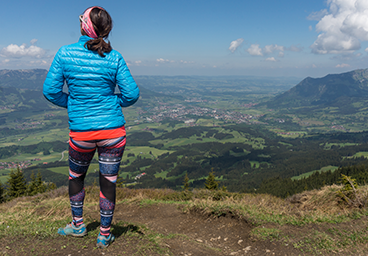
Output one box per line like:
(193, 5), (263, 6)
(2, 70), (368, 196)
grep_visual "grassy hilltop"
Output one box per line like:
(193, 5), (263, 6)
(4, 69), (368, 254)
(1, 184), (368, 255)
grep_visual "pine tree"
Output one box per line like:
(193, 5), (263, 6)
(36, 172), (47, 194)
(205, 171), (218, 190)
(27, 171), (46, 196)
(47, 182), (57, 191)
(7, 167), (27, 199)
(183, 172), (190, 190)
(0, 182), (4, 203)
(116, 174), (125, 188)
(27, 172), (37, 196)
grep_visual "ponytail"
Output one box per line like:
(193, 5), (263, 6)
(82, 7), (113, 57)
(85, 37), (112, 57)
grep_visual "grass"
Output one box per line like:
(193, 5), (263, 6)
(2, 184), (368, 255)
(291, 165), (339, 180)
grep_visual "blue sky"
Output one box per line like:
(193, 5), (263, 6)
(2, 0), (368, 78)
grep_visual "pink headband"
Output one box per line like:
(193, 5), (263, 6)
(80, 6), (104, 39)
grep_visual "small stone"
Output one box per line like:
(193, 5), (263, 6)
(196, 239), (203, 243)
(238, 239), (243, 244)
(266, 249), (271, 253)
(224, 237), (228, 241)
(243, 246), (251, 251)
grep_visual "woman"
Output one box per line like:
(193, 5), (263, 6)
(43, 6), (139, 248)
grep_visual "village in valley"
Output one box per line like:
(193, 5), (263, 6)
(137, 101), (262, 125)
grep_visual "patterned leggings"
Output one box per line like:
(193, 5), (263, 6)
(68, 136), (126, 236)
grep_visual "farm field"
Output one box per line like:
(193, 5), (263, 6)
(3, 75), (368, 195)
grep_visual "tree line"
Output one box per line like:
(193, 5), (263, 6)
(0, 167), (56, 203)
(256, 162), (368, 198)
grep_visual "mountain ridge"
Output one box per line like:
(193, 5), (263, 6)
(266, 68), (368, 108)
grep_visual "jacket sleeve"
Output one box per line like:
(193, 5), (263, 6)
(116, 55), (140, 107)
(43, 49), (68, 108)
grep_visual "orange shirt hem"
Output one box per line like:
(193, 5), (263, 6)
(69, 126), (126, 141)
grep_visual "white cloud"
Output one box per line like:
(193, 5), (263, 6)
(287, 45), (303, 52)
(30, 39), (38, 45)
(156, 58), (175, 63)
(247, 44), (263, 56)
(1, 43), (45, 58)
(307, 9), (329, 21)
(229, 38), (244, 53)
(180, 60), (194, 64)
(311, 0), (368, 54)
(265, 57), (277, 62)
(263, 44), (284, 54)
(246, 44), (292, 57)
(156, 58), (169, 63)
(336, 63), (350, 68)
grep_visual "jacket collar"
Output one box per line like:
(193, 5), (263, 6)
(78, 35), (93, 43)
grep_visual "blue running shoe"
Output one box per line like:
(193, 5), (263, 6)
(96, 233), (115, 248)
(57, 222), (87, 237)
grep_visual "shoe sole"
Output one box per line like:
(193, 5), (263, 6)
(96, 236), (115, 248)
(71, 232), (87, 237)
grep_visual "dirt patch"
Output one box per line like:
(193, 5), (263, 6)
(90, 203), (303, 255)
(2, 202), (305, 255)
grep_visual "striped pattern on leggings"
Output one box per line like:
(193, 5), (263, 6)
(68, 136), (126, 236)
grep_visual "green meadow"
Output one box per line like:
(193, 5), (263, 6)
(291, 165), (339, 180)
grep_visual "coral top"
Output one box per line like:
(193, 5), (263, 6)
(69, 126), (126, 141)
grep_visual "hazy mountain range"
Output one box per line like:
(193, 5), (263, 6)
(2, 68), (368, 111)
(266, 69), (368, 108)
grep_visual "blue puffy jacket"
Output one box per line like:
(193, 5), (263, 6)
(43, 36), (139, 132)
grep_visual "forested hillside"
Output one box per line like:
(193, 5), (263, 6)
(3, 69), (368, 199)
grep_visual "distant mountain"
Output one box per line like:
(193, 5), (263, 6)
(0, 85), (51, 110)
(0, 69), (176, 110)
(0, 69), (48, 90)
(266, 69), (368, 108)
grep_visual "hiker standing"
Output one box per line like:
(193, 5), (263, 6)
(43, 6), (139, 248)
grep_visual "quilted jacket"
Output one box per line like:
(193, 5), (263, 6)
(43, 35), (139, 132)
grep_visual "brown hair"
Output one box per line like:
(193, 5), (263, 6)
(82, 7), (113, 57)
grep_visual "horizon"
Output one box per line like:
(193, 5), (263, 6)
(2, 0), (368, 78)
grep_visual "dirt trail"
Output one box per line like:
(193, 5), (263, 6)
(2, 203), (305, 256)
(86, 203), (303, 256)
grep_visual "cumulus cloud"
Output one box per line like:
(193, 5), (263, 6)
(263, 44), (284, 54)
(307, 9), (329, 21)
(247, 44), (263, 56)
(180, 60), (194, 64)
(265, 57), (277, 62)
(229, 38), (244, 53)
(311, 0), (368, 54)
(1, 40), (45, 58)
(247, 44), (291, 57)
(336, 63), (350, 68)
(156, 58), (175, 63)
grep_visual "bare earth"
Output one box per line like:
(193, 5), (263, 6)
(2, 203), (307, 256)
